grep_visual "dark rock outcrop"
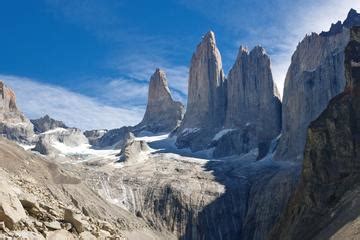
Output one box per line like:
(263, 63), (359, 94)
(31, 115), (68, 134)
(270, 26), (360, 240)
(135, 68), (184, 133)
(84, 129), (108, 146)
(176, 31), (226, 151)
(94, 127), (133, 149)
(275, 9), (360, 162)
(0, 81), (34, 143)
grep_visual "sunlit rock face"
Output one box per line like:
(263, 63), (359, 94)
(135, 68), (184, 134)
(270, 26), (360, 240)
(176, 31), (226, 151)
(0, 81), (34, 143)
(275, 9), (360, 162)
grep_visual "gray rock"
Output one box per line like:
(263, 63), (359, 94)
(118, 140), (150, 164)
(225, 46), (281, 146)
(45, 221), (62, 230)
(177, 31), (226, 150)
(135, 68), (184, 133)
(210, 126), (257, 158)
(47, 229), (75, 240)
(94, 126), (133, 149)
(270, 26), (360, 240)
(31, 115), (68, 134)
(0, 178), (27, 230)
(83, 129), (107, 145)
(0, 81), (34, 143)
(275, 9), (360, 162)
(64, 208), (88, 233)
(32, 128), (88, 156)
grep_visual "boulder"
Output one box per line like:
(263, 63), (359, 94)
(64, 208), (88, 233)
(0, 180), (27, 230)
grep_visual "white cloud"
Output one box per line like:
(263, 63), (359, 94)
(0, 74), (144, 130)
(179, 0), (360, 97)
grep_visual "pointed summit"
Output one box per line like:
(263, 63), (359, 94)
(225, 45), (281, 144)
(135, 68), (184, 133)
(344, 8), (360, 28)
(0, 81), (34, 143)
(176, 31), (226, 150)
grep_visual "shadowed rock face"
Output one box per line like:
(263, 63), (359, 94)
(135, 69), (184, 133)
(224, 46), (282, 148)
(270, 26), (360, 240)
(0, 81), (34, 143)
(31, 115), (68, 134)
(275, 9), (360, 162)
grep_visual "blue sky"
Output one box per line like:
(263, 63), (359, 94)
(0, 0), (359, 129)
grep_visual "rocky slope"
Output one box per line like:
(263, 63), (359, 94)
(275, 9), (360, 162)
(135, 68), (184, 133)
(270, 26), (360, 240)
(0, 137), (170, 239)
(31, 115), (68, 134)
(176, 31), (226, 151)
(0, 81), (34, 143)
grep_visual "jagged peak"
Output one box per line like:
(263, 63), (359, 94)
(250, 45), (266, 55)
(320, 8), (360, 37)
(149, 68), (171, 96)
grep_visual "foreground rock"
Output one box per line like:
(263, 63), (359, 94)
(135, 68), (184, 133)
(31, 115), (68, 134)
(271, 26), (360, 240)
(275, 9), (360, 162)
(0, 81), (34, 143)
(176, 31), (226, 151)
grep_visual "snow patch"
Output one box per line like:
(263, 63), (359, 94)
(212, 129), (235, 141)
(181, 128), (200, 135)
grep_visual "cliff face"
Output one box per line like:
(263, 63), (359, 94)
(180, 31), (226, 130)
(176, 31), (226, 151)
(135, 68), (184, 133)
(270, 26), (360, 240)
(0, 81), (34, 143)
(225, 46), (281, 146)
(276, 9), (360, 162)
(176, 33), (281, 155)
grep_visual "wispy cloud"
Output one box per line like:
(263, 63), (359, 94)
(0, 75), (144, 130)
(179, 0), (360, 96)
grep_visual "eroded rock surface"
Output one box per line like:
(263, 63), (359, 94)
(225, 46), (281, 145)
(135, 69), (184, 133)
(31, 115), (68, 134)
(270, 26), (360, 240)
(276, 9), (360, 162)
(176, 31), (226, 151)
(0, 81), (34, 143)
